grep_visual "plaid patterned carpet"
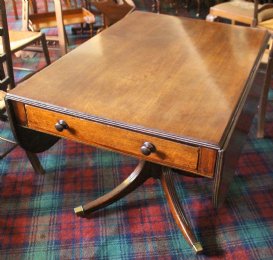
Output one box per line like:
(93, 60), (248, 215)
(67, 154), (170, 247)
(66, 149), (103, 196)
(0, 1), (273, 259)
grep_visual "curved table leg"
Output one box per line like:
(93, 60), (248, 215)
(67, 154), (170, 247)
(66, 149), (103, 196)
(74, 160), (203, 253)
(160, 167), (203, 254)
(74, 161), (154, 216)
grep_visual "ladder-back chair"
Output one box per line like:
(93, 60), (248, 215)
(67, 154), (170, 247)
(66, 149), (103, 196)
(0, 0), (49, 168)
(22, 0), (96, 55)
(1, 0), (50, 89)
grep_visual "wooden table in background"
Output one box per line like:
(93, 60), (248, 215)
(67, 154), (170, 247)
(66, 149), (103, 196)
(6, 11), (269, 253)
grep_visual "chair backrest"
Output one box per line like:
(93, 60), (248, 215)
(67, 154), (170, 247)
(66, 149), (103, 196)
(253, 0), (273, 26)
(22, 0), (67, 55)
(29, 0), (79, 14)
(0, 0), (15, 91)
(93, 0), (135, 28)
(22, 0), (95, 56)
(63, 0), (79, 8)
(22, 0), (30, 31)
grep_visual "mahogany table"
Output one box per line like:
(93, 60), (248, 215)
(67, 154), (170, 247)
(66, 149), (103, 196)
(5, 11), (269, 253)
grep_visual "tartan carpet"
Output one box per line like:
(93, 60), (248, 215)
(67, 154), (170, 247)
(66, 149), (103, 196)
(1, 1), (273, 259)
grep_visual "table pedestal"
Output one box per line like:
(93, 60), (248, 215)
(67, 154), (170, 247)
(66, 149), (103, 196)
(74, 161), (203, 254)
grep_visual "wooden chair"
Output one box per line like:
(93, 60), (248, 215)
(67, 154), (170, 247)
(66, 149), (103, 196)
(22, 0), (96, 55)
(1, 0), (50, 90)
(206, 0), (261, 25)
(92, 0), (135, 29)
(0, 0), (49, 165)
(252, 1), (273, 137)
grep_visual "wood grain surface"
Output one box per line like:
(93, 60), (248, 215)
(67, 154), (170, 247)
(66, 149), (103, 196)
(8, 11), (268, 147)
(25, 105), (208, 175)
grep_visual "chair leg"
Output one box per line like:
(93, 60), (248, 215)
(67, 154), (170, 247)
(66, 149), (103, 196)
(257, 53), (273, 138)
(196, 0), (201, 17)
(40, 34), (51, 65)
(30, 0), (38, 13)
(54, 0), (68, 55)
(12, 0), (19, 19)
(25, 150), (45, 175)
(43, 0), (49, 13)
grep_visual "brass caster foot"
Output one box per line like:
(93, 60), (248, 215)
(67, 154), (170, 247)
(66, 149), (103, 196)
(74, 205), (84, 216)
(193, 242), (203, 254)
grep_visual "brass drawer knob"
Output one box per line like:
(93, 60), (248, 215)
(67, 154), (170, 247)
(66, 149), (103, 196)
(140, 142), (156, 156)
(55, 120), (69, 132)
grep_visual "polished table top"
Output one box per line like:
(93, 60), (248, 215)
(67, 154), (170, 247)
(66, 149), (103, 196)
(8, 11), (268, 149)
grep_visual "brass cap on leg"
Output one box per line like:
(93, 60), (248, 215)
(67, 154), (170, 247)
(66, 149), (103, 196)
(192, 242), (203, 254)
(74, 205), (84, 216)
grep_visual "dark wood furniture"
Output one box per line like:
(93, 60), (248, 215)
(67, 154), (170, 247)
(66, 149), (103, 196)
(5, 11), (269, 253)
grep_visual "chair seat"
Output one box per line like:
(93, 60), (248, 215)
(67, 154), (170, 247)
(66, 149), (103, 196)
(0, 90), (6, 112)
(29, 8), (95, 31)
(259, 18), (273, 31)
(0, 30), (43, 54)
(209, 1), (261, 25)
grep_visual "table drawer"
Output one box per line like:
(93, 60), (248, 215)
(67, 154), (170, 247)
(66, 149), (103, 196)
(25, 105), (200, 173)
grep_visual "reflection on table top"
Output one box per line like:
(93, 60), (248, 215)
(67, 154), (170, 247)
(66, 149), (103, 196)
(8, 11), (269, 147)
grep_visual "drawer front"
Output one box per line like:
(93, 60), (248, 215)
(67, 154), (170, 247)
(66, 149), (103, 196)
(25, 105), (200, 173)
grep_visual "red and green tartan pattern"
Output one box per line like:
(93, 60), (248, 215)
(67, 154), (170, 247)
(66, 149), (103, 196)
(0, 124), (273, 259)
(1, 1), (273, 259)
